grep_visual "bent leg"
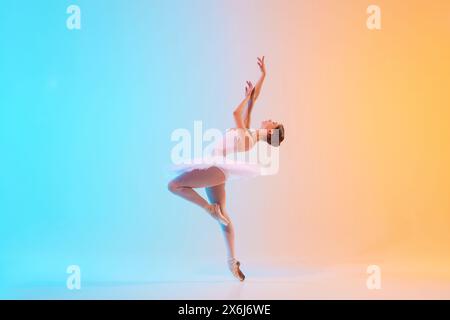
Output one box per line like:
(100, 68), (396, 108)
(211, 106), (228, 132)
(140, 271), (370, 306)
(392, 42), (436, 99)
(168, 166), (226, 210)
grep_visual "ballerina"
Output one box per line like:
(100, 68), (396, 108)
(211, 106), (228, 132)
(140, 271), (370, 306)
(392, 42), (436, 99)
(168, 56), (285, 281)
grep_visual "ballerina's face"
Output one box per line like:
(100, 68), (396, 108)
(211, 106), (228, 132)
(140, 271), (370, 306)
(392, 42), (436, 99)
(261, 119), (279, 133)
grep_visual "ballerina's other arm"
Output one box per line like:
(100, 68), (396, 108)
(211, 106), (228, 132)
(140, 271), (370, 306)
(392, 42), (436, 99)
(233, 81), (254, 129)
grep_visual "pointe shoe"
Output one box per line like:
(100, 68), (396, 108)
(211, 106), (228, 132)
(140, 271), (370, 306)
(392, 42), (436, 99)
(228, 258), (245, 281)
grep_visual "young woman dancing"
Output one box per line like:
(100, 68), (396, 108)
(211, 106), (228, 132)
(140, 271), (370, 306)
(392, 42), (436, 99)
(168, 57), (285, 281)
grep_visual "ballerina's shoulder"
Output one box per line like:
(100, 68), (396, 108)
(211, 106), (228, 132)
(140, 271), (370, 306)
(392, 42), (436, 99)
(228, 128), (257, 151)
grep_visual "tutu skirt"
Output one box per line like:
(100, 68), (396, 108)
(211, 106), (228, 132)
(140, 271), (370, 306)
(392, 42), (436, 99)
(170, 156), (262, 181)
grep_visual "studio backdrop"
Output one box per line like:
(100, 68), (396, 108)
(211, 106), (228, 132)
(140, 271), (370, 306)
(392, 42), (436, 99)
(1, 0), (449, 295)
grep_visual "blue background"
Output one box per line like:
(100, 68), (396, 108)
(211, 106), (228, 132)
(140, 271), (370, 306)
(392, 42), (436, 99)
(0, 0), (268, 294)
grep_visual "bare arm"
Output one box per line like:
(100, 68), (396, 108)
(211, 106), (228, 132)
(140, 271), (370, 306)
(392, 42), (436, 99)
(244, 82), (255, 128)
(244, 56), (266, 128)
(253, 56), (266, 101)
(233, 86), (253, 129)
(244, 99), (254, 129)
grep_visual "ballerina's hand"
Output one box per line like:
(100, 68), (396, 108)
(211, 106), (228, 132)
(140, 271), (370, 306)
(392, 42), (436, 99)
(257, 56), (266, 75)
(245, 81), (254, 98)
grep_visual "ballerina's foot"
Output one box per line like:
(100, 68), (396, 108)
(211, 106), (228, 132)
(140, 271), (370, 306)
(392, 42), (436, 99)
(205, 204), (230, 226)
(228, 258), (245, 281)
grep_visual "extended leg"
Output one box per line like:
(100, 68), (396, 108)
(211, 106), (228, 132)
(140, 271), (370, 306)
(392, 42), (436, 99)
(206, 184), (235, 259)
(206, 184), (245, 281)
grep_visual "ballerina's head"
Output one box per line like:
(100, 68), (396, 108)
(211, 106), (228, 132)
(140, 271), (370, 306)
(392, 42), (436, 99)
(259, 120), (285, 147)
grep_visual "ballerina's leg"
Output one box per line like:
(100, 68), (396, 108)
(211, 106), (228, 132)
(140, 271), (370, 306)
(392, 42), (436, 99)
(206, 183), (245, 281)
(168, 167), (229, 225)
(206, 183), (235, 259)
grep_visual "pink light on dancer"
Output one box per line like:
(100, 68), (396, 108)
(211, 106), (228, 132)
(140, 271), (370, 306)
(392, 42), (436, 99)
(168, 57), (285, 281)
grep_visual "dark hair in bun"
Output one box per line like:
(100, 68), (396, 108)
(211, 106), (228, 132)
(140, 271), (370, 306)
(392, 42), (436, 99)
(267, 124), (285, 147)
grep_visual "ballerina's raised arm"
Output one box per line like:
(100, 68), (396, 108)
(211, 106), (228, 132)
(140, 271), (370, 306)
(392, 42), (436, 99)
(244, 56), (266, 128)
(234, 56), (267, 129)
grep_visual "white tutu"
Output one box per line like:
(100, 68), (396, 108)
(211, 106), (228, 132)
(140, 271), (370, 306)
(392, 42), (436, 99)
(170, 128), (272, 181)
(171, 156), (262, 181)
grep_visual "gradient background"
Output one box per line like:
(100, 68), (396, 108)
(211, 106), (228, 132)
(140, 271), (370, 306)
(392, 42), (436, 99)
(1, 0), (449, 298)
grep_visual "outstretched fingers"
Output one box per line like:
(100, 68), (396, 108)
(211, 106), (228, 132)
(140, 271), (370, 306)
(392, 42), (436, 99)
(257, 56), (266, 74)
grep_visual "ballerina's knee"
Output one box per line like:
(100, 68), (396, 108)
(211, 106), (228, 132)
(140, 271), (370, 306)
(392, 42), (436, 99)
(168, 180), (182, 193)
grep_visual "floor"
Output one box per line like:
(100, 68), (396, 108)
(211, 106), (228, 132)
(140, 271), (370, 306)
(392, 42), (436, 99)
(5, 260), (450, 299)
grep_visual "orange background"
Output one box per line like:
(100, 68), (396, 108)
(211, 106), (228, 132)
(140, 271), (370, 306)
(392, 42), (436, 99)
(209, 0), (450, 271)
(1, 0), (449, 292)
